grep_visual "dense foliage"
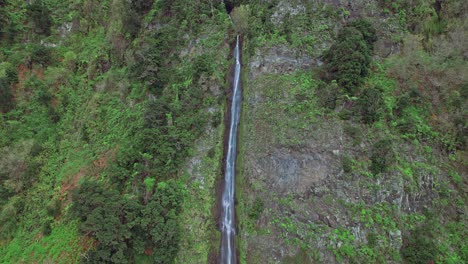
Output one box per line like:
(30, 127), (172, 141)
(0, 0), (230, 263)
(0, 0), (466, 263)
(324, 19), (377, 94)
(71, 179), (183, 263)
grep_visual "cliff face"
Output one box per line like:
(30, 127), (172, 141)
(237, 0), (467, 263)
(0, 0), (466, 263)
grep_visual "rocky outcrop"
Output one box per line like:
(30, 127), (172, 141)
(249, 45), (315, 79)
(237, 4), (451, 264)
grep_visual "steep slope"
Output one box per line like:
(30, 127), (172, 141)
(236, 0), (467, 263)
(0, 1), (231, 263)
(0, 0), (466, 263)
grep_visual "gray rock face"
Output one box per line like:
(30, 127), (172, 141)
(250, 45), (314, 79)
(237, 1), (465, 263)
(271, 1), (306, 25)
(257, 149), (338, 194)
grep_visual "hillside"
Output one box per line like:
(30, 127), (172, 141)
(1, 1), (231, 263)
(0, 0), (467, 264)
(236, 0), (467, 263)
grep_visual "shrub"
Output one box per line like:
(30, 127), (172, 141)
(0, 140), (37, 193)
(42, 219), (52, 236)
(27, 0), (52, 35)
(395, 106), (431, 139)
(0, 77), (14, 112)
(344, 124), (362, 145)
(231, 5), (251, 34)
(211, 110), (222, 128)
(63, 51), (77, 71)
(29, 44), (52, 66)
(123, 8), (141, 39)
(249, 198), (264, 220)
(453, 114), (467, 150)
(0, 62), (17, 112)
(342, 155), (354, 173)
(317, 80), (340, 109)
(358, 86), (385, 124)
(36, 86), (52, 105)
(370, 139), (394, 175)
(0, 198), (23, 240)
(401, 224), (438, 264)
(46, 199), (61, 218)
(193, 54), (213, 79)
(4, 65), (18, 84)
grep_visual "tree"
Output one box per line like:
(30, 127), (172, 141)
(140, 180), (184, 264)
(72, 180), (136, 263)
(325, 27), (371, 94)
(347, 19), (377, 50)
(324, 19), (377, 95)
(130, 25), (178, 94)
(72, 179), (185, 263)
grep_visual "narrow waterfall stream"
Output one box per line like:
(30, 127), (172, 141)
(220, 35), (242, 264)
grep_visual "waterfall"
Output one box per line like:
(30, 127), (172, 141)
(220, 35), (242, 264)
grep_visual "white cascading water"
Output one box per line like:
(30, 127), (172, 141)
(220, 35), (241, 264)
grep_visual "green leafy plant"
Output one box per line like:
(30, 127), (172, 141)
(330, 228), (357, 262)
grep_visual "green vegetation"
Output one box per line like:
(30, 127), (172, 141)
(324, 19), (376, 95)
(248, 197), (264, 220)
(71, 179), (184, 263)
(370, 139), (394, 175)
(0, 0), (230, 263)
(236, 0), (466, 263)
(0, 62), (16, 112)
(358, 86), (385, 124)
(401, 222), (438, 264)
(0, 0), (466, 263)
(27, 0), (52, 35)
